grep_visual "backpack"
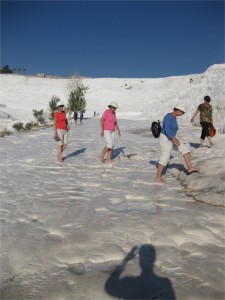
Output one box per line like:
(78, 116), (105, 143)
(151, 120), (161, 138)
(209, 124), (216, 138)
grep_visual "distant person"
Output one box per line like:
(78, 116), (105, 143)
(100, 102), (121, 163)
(94, 111), (96, 117)
(80, 111), (84, 124)
(105, 244), (176, 300)
(73, 111), (78, 124)
(155, 103), (198, 183)
(191, 96), (214, 147)
(53, 101), (70, 163)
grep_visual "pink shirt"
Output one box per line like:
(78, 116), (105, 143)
(102, 109), (117, 131)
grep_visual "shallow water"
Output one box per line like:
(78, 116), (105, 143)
(0, 119), (224, 299)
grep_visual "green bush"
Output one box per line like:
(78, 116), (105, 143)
(33, 109), (46, 124)
(24, 122), (34, 130)
(0, 65), (13, 74)
(13, 122), (24, 131)
(49, 95), (60, 120)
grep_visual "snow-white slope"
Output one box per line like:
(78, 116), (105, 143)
(0, 65), (225, 299)
(0, 64), (224, 132)
(0, 119), (224, 299)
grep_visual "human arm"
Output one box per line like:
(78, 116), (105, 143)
(191, 109), (199, 123)
(115, 122), (121, 137)
(209, 106), (213, 124)
(100, 117), (104, 137)
(66, 118), (70, 131)
(171, 137), (180, 146)
(53, 117), (58, 138)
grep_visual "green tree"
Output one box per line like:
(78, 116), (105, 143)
(0, 65), (13, 74)
(33, 109), (46, 124)
(68, 84), (88, 114)
(13, 122), (24, 131)
(49, 95), (60, 120)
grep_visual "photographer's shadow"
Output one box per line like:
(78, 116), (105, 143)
(105, 244), (176, 300)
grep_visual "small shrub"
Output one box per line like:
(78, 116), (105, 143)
(24, 122), (34, 131)
(49, 95), (60, 120)
(33, 109), (46, 124)
(13, 122), (24, 131)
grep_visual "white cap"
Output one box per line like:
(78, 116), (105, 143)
(57, 100), (64, 107)
(108, 101), (119, 109)
(174, 103), (186, 113)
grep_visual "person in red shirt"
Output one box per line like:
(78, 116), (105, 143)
(54, 101), (70, 162)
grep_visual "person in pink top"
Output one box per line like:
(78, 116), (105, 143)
(100, 102), (121, 163)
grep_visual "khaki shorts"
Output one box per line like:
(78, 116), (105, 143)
(159, 133), (190, 166)
(57, 129), (68, 146)
(104, 130), (115, 149)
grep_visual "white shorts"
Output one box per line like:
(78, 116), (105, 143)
(57, 129), (68, 146)
(104, 130), (115, 149)
(159, 133), (190, 166)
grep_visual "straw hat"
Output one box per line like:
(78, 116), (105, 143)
(108, 101), (118, 109)
(174, 103), (186, 113)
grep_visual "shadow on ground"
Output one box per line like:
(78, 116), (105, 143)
(112, 147), (126, 159)
(189, 142), (200, 149)
(105, 244), (176, 299)
(64, 148), (87, 160)
(150, 160), (188, 175)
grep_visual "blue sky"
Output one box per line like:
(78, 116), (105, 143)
(1, 1), (224, 78)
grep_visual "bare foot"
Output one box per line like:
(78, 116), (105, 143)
(210, 142), (215, 146)
(100, 155), (105, 162)
(105, 160), (115, 163)
(57, 155), (64, 163)
(155, 178), (166, 184)
(187, 167), (199, 174)
(200, 144), (206, 147)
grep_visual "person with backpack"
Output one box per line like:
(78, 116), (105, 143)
(191, 96), (214, 147)
(155, 103), (198, 183)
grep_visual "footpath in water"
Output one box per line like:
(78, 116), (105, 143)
(0, 118), (224, 300)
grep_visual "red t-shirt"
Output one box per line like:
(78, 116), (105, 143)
(54, 111), (67, 129)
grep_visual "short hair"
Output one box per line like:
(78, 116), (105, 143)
(204, 96), (211, 103)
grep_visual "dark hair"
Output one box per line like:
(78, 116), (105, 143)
(204, 96), (211, 103)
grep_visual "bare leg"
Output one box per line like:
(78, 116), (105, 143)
(207, 136), (214, 146)
(200, 139), (206, 147)
(155, 164), (166, 183)
(62, 144), (67, 152)
(183, 153), (199, 173)
(57, 145), (64, 162)
(100, 146), (109, 162)
(106, 149), (113, 163)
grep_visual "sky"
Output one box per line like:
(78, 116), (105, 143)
(1, 1), (224, 78)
